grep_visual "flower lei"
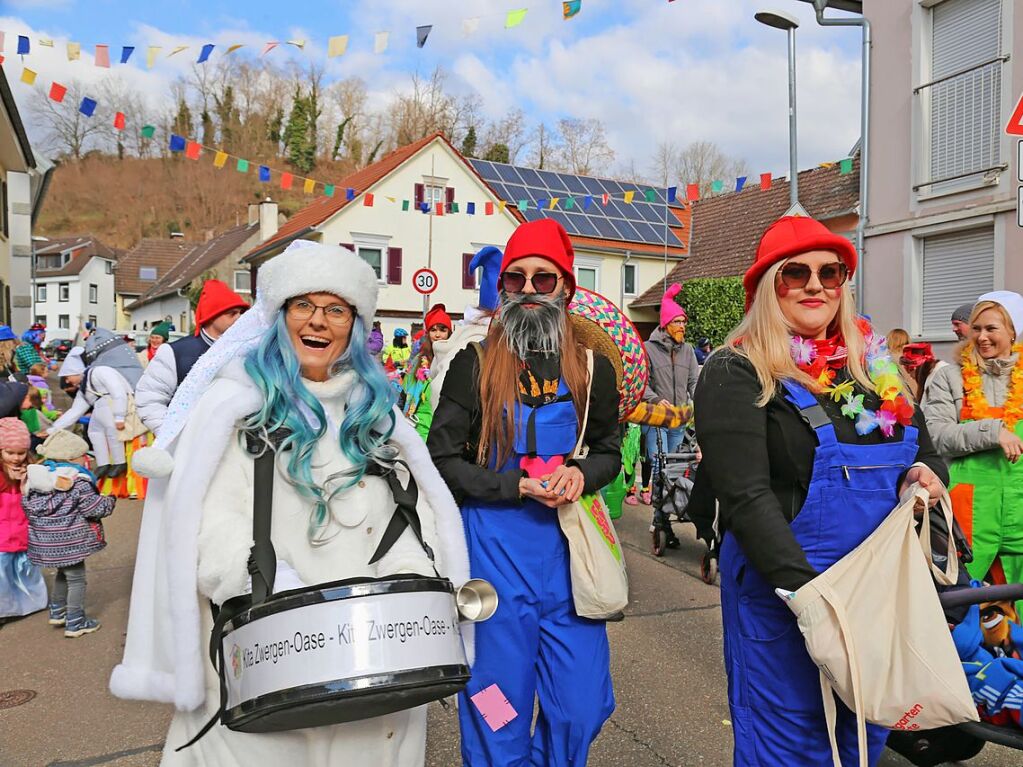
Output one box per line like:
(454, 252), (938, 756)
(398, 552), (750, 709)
(960, 343), (1023, 430)
(789, 321), (914, 437)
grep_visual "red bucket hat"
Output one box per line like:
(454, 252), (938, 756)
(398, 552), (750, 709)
(193, 279), (249, 335)
(501, 219), (576, 295)
(424, 303), (452, 332)
(743, 216), (858, 310)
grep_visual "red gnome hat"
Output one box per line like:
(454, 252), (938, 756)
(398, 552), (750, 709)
(424, 303), (452, 332)
(501, 219), (576, 295)
(193, 279), (250, 335)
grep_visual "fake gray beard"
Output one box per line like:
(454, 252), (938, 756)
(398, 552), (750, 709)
(498, 291), (567, 359)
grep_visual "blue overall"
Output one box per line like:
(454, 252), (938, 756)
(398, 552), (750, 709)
(458, 377), (615, 766)
(720, 380), (920, 766)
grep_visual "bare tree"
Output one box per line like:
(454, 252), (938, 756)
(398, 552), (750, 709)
(525, 122), (562, 170)
(30, 81), (109, 160)
(558, 117), (615, 176)
(388, 67), (462, 146)
(671, 140), (749, 196)
(482, 108), (528, 163)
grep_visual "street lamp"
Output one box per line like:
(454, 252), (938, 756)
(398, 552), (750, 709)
(755, 9), (801, 209)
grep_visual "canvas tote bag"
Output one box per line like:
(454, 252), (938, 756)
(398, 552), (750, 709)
(557, 350), (630, 619)
(786, 482), (978, 767)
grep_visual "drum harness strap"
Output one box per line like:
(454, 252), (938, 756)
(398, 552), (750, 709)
(177, 427), (436, 750)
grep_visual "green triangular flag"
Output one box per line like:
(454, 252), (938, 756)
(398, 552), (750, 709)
(324, 184), (335, 197)
(402, 199), (409, 211)
(565, 197), (575, 210)
(518, 199), (528, 211)
(711, 180), (724, 194)
(839, 158), (853, 175)
(236, 158), (249, 173)
(140, 124), (156, 139)
(644, 189), (656, 203)
(450, 201), (459, 213)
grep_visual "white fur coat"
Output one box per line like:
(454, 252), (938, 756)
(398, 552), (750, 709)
(110, 358), (472, 712)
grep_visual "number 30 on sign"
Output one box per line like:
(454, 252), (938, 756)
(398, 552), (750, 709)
(413, 268), (438, 295)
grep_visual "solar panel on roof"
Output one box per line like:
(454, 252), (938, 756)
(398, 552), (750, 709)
(516, 167), (543, 187)
(564, 212), (600, 237)
(536, 169), (563, 189)
(612, 219), (640, 242)
(472, 160), (493, 177)
(488, 183), (509, 202)
(637, 203), (664, 223)
(581, 176), (605, 195)
(631, 221), (659, 243)
(495, 164), (522, 184)
(522, 208), (545, 222)
(558, 174), (588, 194)
(600, 180), (625, 195)
(592, 216), (619, 238)
(503, 184), (527, 202)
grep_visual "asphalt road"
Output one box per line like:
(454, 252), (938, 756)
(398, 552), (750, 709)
(0, 497), (1019, 766)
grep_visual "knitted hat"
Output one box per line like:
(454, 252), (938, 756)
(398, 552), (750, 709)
(193, 279), (249, 335)
(149, 322), (172, 341)
(951, 302), (975, 324)
(59, 347), (85, 377)
(425, 303), (452, 332)
(470, 245), (503, 311)
(976, 291), (1023, 338)
(660, 283), (687, 327)
(743, 216), (858, 310)
(501, 219), (576, 295)
(37, 430), (89, 461)
(0, 325), (16, 342)
(0, 417), (30, 451)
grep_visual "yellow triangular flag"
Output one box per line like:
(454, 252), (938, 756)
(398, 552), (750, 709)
(505, 8), (528, 28)
(67, 42), (81, 61)
(168, 45), (188, 58)
(623, 190), (635, 203)
(549, 197), (559, 209)
(303, 178), (315, 194)
(287, 39), (306, 49)
(38, 39), (54, 48)
(385, 196), (396, 203)
(20, 68), (37, 85)
(328, 35), (348, 57)
(226, 44), (245, 54)
(213, 151), (228, 169)
(146, 46), (161, 68)
(374, 31), (389, 54)
(498, 200), (507, 212)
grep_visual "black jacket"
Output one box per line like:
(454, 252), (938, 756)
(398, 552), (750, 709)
(428, 345), (621, 504)
(694, 349), (948, 592)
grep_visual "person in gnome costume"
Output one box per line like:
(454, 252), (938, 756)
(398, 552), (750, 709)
(695, 215), (947, 765)
(48, 330), (144, 481)
(400, 303), (452, 440)
(429, 219), (621, 766)
(135, 279), (248, 434)
(14, 325), (45, 374)
(109, 241), (471, 767)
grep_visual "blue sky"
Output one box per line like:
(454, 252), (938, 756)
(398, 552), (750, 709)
(2, 0), (865, 178)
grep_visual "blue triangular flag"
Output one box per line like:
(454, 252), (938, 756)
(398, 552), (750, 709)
(17, 36), (30, 55)
(197, 43), (215, 64)
(416, 25), (432, 49)
(79, 97), (98, 117)
(467, 201), (476, 215)
(583, 195), (593, 210)
(735, 176), (747, 192)
(667, 186), (677, 203)
(419, 202), (430, 213)
(258, 165), (271, 182)
(346, 188), (355, 200)
(537, 198), (548, 210)
(169, 134), (186, 152)
(120, 46), (135, 64)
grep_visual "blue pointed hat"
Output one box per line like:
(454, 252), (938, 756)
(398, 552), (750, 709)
(470, 245), (503, 311)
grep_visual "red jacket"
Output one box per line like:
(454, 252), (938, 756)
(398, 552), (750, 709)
(0, 475), (27, 553)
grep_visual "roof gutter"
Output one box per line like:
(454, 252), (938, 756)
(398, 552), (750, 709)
(242, 226), (315, 264)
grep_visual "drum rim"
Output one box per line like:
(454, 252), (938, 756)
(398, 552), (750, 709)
(226, 573), (457, 632)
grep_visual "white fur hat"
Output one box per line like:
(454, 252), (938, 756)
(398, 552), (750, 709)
(977, 291), (1023, 340)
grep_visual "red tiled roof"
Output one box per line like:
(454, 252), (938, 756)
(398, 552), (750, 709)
(630, 158), (860, 308)
(115, 238), (200, 297)
(34, 234), (119, 277)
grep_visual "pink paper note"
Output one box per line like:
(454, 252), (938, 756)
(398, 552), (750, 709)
(470, 684), (518, 732)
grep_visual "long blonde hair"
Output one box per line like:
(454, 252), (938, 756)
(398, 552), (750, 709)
(963, 300), (1017, 367)
(725, 261), (874, 406)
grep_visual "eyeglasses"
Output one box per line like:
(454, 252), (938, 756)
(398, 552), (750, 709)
(499, 271), (562, 295)
(286, 298), (355, 326)
(778, 261), (849, 290)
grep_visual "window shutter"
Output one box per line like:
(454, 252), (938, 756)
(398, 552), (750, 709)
(445, 187), (455, 205)
(387, 247), (402, 285)
(341, 242), (355, 252)
(414, 184), (424, 206)
(921, 227), (994, 336)
(462, 253), (476, 290)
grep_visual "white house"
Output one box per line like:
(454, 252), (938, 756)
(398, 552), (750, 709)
(113, 236), (198, 331)
(244, 132), (691, 338)
(32, 235), (118, 340)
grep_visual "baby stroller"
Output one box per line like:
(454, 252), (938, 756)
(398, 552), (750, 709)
(649, 426), (719, 584)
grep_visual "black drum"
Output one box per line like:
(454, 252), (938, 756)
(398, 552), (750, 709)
(217, 574), (470, 733)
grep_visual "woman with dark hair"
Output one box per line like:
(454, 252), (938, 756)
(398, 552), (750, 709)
(429, 219), (621, 766)
(111, 241), (471, 766)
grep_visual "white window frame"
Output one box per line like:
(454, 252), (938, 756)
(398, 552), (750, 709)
(89, 283), (98, 303)
(58, 283), (69, 302)
(233, 269), (251, 293)
(622, 263), (637, 296)
(36, 284), (46, 302)
(58, 314), (70, 330)
(350, 232), (392, 284)
(573, 255), (602, 293)
(422, 175), (448, 208)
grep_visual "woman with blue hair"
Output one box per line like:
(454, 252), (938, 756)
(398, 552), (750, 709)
(110, 241), (471, 766)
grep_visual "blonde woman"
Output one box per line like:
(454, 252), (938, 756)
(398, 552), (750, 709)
(925, 292), (1023, 585)
(694, 216), (946, 766)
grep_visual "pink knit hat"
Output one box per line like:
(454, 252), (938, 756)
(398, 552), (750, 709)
(660, 283), (688, 328)
(0, 418), (30, 451)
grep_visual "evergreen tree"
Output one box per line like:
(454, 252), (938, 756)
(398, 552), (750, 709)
(284, 88), (316, 173)
(483, 143), (510, 164)
(461, 126), (478, 158)
(332, 116), (353, 161)
(267, 107), (285, 153)
(172, 98), (192, 138)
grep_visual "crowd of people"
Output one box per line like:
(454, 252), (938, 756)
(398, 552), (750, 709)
(2, 212), (1023, 766)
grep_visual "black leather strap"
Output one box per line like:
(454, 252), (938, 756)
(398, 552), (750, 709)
(368, 462), (435, 568)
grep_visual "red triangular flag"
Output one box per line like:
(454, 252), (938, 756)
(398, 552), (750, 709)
(686, 183), (700, 202)
(49, 82), (67, 103)
(113, 111), (126, 130)
(760, 173), (773, 191)
(436, 202), (445, 216)
(363, 192), (374, 207)
(185, 141), (201, 160)
(485, 201), (494, 216)
(601, 193), (609, 206)
(280, 172), (293, 190)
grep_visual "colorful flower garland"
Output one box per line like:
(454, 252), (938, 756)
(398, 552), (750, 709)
(789, 324), (914, 437)
(960, 343), (1023, 430)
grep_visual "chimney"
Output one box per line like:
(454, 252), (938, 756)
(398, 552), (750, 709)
(259, 197), (279, 243)
(248, 203), (260, 225)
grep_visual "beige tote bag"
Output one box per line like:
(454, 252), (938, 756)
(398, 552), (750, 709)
(557, 351), (629, 619)
(787, 483), (978, 767)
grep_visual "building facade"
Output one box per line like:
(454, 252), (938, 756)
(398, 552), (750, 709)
(32, 236), (118, 340)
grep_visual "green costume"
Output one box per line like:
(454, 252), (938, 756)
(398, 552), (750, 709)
(400, 354), (433, 441)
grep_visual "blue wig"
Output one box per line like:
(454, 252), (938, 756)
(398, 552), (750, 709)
(243, 312), (397, 540)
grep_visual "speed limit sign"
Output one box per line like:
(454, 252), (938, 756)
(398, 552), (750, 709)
(413, 268), (438, 295)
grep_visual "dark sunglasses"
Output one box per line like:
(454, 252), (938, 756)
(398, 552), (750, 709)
(499, 271), (562, 295)
(778, 261), (849, 290)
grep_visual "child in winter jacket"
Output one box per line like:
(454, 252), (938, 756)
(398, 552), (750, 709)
(0, 418), (47, 620)
(24, 429), (115, 637)
(20, 386), (59, 445)
(27, 363), (55, 411)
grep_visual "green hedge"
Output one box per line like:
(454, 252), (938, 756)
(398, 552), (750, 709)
(680, 276), (745, 347)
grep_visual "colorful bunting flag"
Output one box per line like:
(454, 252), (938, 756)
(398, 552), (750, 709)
(498, 200), (507, 212)
(436, 202), (445, 215)
(37, 40), (54, 49)
(467, 202), (476, 215)
(328, 35), (348, 57)
(259, 165), (271, 182)
(346, 188), (355, 200)
(711, 179), (724, 194)
(549, 197), (559, 210)
(113, 112), (126, 130)
(419, 202), (430, 213)
(169, 45), (189, 58)
(374, 32), (389, 54)
(303, 178), (315, 194)
(538, 198), (548, 209)
(49, 82), (67, 102)
(667, 187), (677, 203)
(236, 158), (249, 172)
(79, 97), (97, 117)
(280, 172), (293, 190)
(197, 43), (215, 63)
(518, 199), (528, 211)
(324, 184), (335, 197)
(565, 197), (576, 210)
(213, 151), (228, 168)
(95, 44), (110, 68)
(120, 46), (134, 64)
(583, 195), (593, 209)
(623, 191), (635, 204)
(686, 183), (700, 202)
(226, 44), (245, 54)
(287, 40), (306, 49)
(601, 193), (609, 206)
(563, 1), (583, 20)
(506, 9), (528, 28)
(185, 141), (201, 160)
(261, 42), (279, 56)
(839, 158), (853, 175)
(644, 189), (656, 203)
(141, 124), (156, 139)
(462, 18), (481, 36)
(760, 173), (772, 190)
(416, 26), (432, 49)
(20, 68), (37, 85)
(736, 176), (747, 192)
(146, 46), (160, 68)
(17, 36), (29, 55)
(67, 42), (81, 61)
(402, 200), (410, 211)
(485, 201), (494, 215)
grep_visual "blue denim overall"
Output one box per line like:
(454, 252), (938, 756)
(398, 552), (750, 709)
(719, 380), (920, 766)
(458, 377), (615, 766)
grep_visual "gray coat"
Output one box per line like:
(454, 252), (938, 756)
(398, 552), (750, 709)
(643, 328), (700, 407)
(923, 354), (1018, 460)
